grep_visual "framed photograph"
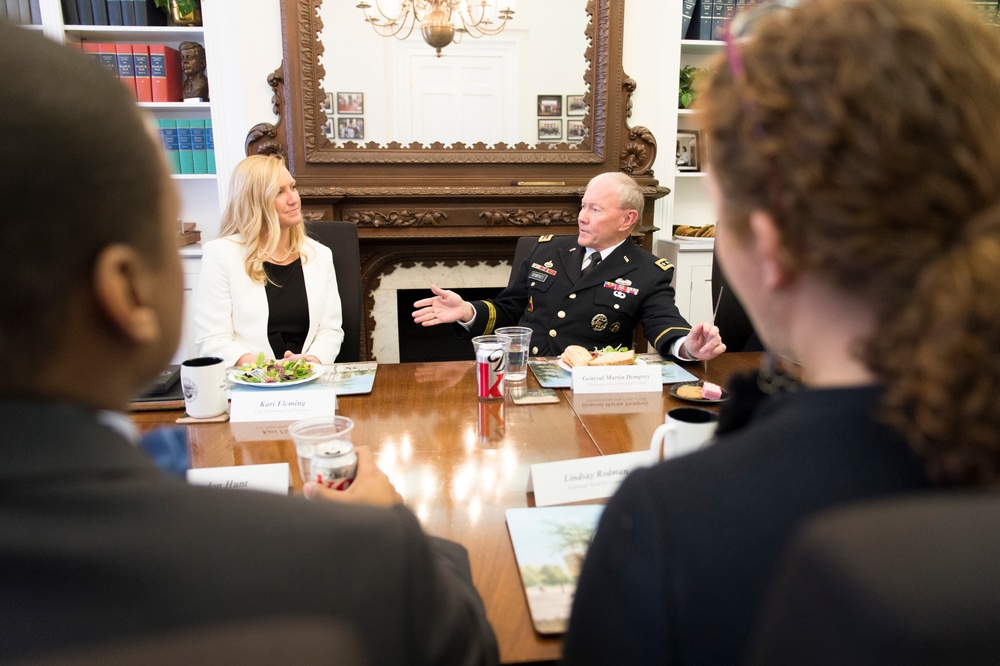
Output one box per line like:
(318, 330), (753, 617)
(537, 94), (562, 117)
(566, 94), (586, 116)
(676, 129), (701, 172)
(321, 92), (334, 115)
(566, 119), (586, 142)
(322, 118), (335, 139)
(538, 119), (562, 141)
(337, 92), (364, 115)
(337, 117), (365, 140)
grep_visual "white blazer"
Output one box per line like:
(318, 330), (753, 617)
(193, 234), (344, 366)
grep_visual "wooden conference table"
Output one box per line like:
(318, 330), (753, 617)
(132, 352), (762, 664)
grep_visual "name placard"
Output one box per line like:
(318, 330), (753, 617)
(186, 462), (291, 495)
(571, 365), (662, 394)
(527, 451), (653, 506)
(229, 386), (336, 422)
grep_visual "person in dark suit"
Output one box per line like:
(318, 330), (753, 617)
(412, 172), (726, 361)
(0, 23), (496, 665)
(564, 0), (1000, 663)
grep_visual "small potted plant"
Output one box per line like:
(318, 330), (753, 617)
(679, 65), (707, 109)
(154, 0), (201, 26)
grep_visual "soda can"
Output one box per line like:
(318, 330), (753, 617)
(310, 441), (358, 490)
(476, 342), (507, 400)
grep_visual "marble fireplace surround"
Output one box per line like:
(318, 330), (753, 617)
(346, 230), (581, 363)
(346, 227), (661, 363)
(371, 260), (513, 363)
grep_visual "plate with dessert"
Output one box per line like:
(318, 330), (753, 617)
(669, 380), (729, 404)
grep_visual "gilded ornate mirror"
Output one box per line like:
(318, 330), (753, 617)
(248, 0), (659, 179)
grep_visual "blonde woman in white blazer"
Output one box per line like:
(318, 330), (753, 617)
(194, 155), (343, 367)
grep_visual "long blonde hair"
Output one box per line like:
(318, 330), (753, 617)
(219, 155), (307, 284)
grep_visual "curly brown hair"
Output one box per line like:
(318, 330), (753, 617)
(699, 0), (1000, 485)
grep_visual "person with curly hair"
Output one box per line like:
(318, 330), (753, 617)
(565, 0), (1000, 663)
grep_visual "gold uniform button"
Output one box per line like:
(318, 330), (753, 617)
(558, 311), (566, 318)
(614, 304), (620, 310)
(549, 329), (557, 338)
(531, 282), (536, 287)
(532, 346), (539, 355)
(569, 293), (577, 299)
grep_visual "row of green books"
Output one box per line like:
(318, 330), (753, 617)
(157, 118), (216, 175)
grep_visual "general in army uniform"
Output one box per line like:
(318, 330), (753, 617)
(413, 172), (726, 361)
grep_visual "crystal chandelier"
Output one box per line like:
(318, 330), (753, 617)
(356, 0), (517, 57)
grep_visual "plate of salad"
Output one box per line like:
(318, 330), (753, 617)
(228, 353), (323, 387)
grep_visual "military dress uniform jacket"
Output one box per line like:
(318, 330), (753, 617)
(465, 236), (691, 357)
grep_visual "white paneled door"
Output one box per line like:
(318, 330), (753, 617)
(393, 39), (519, 146)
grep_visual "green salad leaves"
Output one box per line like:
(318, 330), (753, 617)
(234, 352), (316, 384)
(595, 345), (631, 354)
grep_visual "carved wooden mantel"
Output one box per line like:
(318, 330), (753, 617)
(246, 0), (669, 361)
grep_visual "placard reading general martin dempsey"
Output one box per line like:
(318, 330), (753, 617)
(570, 365), (662, 394)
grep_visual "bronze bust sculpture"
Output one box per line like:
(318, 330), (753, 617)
(179, 41), (209, 102)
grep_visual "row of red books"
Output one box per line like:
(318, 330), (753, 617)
(70, 42), (184, 103)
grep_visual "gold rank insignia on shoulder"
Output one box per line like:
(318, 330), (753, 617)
(656, 258), (674, 271)
(538, 234), (553, 242)
(624, 255), (630, 263)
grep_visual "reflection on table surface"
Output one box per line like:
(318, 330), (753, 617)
(133, 352), (762, 664)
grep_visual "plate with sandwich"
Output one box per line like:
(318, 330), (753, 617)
(558, 345), (636, 371)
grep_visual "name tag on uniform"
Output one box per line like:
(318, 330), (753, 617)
(528, 270), (549, 282)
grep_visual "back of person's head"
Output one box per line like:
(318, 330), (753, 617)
(0, 23), (171, 356)
(219, 154), (305, 283)
(700, 0), (1000, 484)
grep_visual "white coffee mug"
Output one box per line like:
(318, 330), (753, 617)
(180, 357), (228, 419)
(649, 407), (718, 462)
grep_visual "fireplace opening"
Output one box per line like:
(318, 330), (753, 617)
(396, 287), (504, 362)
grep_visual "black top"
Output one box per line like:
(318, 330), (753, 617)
(264, 259), (309, 357)
(563, 373), (932, 666)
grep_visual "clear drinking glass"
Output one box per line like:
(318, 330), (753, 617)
(287, 415), (354, 484)
(495, 326), (532, 381)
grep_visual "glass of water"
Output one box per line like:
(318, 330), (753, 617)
(495, 326), (532, 382)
